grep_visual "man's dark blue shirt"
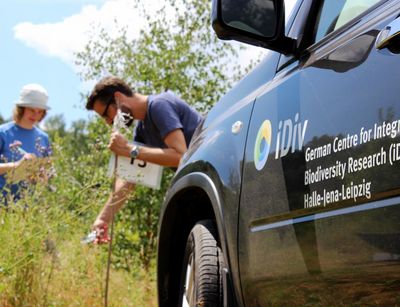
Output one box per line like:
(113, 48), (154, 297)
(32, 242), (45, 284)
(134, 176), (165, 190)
(134, 91), (202, 148)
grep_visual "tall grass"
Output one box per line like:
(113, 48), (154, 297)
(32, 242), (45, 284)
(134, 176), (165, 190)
(0, 123), (158, 306)
(0, 186), (156, 306)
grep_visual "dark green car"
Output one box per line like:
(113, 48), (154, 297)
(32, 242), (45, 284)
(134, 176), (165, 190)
(157, 0), (400, 305)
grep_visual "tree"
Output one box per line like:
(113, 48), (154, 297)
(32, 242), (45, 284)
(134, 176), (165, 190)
(75, 0), (257, 272)
(44, 114), (67, 139)
(76, 0), (256, 113)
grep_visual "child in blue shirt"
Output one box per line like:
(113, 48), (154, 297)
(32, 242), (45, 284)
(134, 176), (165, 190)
(0, 84), (51, 203)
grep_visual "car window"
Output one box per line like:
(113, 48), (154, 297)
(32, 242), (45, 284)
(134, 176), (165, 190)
(315, 0), (381, 43)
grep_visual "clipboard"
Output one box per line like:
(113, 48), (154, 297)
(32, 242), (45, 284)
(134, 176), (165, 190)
(108, 154), (163, 190)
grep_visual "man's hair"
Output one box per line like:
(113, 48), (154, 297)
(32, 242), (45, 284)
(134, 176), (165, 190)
(13, 106), (47, 122)
(86, 76), (134, 110)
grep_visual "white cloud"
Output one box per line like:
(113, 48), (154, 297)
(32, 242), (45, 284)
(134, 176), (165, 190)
(14, 0), (298, 75)
(14, 0), (146, 67)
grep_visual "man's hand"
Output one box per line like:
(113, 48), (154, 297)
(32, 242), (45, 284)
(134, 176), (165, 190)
(91, 179), (133, 245)
(108, 131), (131, 157)
(92, 218), (110, 244)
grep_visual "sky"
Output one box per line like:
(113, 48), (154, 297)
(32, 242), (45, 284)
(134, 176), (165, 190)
(1, 0), (295, 128)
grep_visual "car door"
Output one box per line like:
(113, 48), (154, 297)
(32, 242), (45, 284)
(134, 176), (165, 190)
(239, 0), (400, 305)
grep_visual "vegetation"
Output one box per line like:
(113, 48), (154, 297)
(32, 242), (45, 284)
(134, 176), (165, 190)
(75, 0), (256, 113)
(0, 0), (257, 305)
(0, 118), (157, 306)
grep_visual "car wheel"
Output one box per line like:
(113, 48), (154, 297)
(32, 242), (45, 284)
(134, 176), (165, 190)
(180, 220), (224, 307)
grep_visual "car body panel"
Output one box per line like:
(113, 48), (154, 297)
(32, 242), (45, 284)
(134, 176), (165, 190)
(158, 0), (400, 305)
(239, 0), (400, 305)
(158, 51), (283, 306)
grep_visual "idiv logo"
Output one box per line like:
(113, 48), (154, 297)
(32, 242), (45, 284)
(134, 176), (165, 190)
(254, 114), (308, 171)
(254, 120), (272, 171)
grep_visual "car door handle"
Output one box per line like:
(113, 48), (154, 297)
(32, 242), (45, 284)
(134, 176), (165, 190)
(376, 17), (400, 50)
(231, 121), (243, 134)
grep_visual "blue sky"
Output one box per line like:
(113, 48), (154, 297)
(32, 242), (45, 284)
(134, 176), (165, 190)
(0, 0), (107, 126)
(0, 0), (291, 128)
(0, 0), (153, 127)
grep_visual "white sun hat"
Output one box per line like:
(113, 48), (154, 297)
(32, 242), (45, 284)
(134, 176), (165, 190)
(15, 83), (50, 110)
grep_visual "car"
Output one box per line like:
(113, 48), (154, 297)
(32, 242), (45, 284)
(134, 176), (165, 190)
(157, 0), (400, 305)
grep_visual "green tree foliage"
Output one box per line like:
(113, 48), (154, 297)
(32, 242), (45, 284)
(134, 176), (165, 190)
(75, 0), (256, 272)
(76, 0), (254, 113)
(44, 114), (67, 139)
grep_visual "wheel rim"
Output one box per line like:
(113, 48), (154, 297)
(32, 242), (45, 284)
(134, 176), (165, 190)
(182, 253), (195, 307)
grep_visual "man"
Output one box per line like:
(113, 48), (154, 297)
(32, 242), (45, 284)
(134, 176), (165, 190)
(0, 84), (52, 204)
(86, 76), (202, 238)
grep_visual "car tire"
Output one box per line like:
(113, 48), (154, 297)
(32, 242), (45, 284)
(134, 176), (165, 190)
(179, 220), (224, 307)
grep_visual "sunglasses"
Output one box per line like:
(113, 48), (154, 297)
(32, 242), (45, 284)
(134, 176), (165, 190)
(101, 100), (114, 119)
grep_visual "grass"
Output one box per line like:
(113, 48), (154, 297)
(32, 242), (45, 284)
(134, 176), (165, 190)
(0, 124), (164, 306)
(0, 184), (157, 306)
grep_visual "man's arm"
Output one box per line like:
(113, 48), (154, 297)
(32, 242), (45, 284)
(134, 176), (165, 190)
(92, 177), (135, 232)
(108, 129), (187, 167)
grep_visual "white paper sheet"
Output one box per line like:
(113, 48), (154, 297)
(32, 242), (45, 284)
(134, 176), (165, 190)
(108, 154), (163, 190)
